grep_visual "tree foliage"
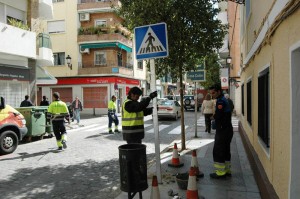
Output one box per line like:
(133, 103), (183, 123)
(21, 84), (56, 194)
(116, 0), (227, 80)
(201, 53), (222, 89)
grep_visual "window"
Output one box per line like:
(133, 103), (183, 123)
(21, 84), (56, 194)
(137, 61), (143, 70)
(95, 20), (107, 27)
(117, 52), (122, 67)
(258, 68), (270, 147)
(53, 52), (65, 65)
(241, 84), (244, 115)
(47, 20), (65, 34)
(95, 51), (106, 65)
(246, 80), (252, 125)
(52, 0), (64, 2)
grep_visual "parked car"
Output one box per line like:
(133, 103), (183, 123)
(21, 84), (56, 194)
(165, 95), (180, 102)
(183, 95), (202, 111)
(157, 99), (181, 120)
(0, 97), (27, 155)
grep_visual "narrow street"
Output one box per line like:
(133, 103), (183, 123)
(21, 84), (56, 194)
(0, 111), (204, 199)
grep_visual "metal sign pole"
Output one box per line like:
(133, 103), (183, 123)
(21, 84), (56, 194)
(194, 82), (198, 138)
(150, 59), (162, 183)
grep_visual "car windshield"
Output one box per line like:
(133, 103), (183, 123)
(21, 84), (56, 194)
(159, 100), (173, 106)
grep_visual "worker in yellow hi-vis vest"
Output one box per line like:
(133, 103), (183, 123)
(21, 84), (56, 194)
(108, 95), (119, 134)
(122, 87), (157, 143)
(48, 92), (70, 150)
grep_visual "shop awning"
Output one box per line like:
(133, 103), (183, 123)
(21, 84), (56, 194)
(36, 65), (57, 85)
(80, 42), (132, 52)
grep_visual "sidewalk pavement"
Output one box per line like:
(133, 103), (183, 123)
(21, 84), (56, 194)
(115, 116), (261, 199)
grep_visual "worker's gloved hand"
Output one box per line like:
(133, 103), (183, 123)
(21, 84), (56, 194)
(149, 91), (158, 99)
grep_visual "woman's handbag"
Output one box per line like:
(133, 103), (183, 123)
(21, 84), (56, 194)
(211, 120), (216, 130)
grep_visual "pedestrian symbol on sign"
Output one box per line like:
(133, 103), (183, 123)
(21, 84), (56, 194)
(137, 27), (166, 55)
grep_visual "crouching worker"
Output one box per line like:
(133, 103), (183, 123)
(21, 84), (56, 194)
(122, 87), (157, 144)
(48, 92), (70, 150)
(108, 95), (119, 134)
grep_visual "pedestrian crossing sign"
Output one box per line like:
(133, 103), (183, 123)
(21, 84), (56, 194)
(134, 22), (168, 60)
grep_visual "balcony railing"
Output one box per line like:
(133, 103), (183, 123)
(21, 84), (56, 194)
(79, 60), (133, 69)
(78, 61), (133, 76)
(77, 0), (120, 10)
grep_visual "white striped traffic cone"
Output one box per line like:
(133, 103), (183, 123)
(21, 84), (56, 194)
(168, 143), (184, 167)
(150, 175), (160, 199)
(190, 150), (204, 178)
(186, 167), (199, 199)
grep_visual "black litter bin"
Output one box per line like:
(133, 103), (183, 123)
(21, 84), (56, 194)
(119, 144), (148, 193)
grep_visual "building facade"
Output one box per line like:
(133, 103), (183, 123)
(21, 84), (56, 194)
(0, 0), (54, 107)
(239, 1), (300, 198)
(40, 0), (147, 115)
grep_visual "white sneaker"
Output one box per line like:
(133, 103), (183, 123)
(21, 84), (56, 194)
(62, 140), (67, 149)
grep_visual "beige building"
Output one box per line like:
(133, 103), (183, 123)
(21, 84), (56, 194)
(239, 1), (300, 198)
(40, 0), (147, 114)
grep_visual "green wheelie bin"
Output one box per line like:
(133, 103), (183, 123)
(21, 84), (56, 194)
(16, 107), (47, 141)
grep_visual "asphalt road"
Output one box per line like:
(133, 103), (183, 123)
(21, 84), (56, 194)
(0, 110), (203, 199)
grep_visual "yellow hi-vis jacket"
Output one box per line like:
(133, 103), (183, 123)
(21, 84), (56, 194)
(122, 99), (144, 134)
(48, 100), (69, 121)
(108, 100), (116, 114)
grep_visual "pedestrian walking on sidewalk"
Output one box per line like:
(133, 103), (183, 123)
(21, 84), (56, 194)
(20, 95), (33, 107)
(201, 93), (215, 133)
(108, 95), (119, 134)
(209, 84), (233, 179)
(48, 92), (70, 150)
(71, 97), (83, 124)
(122, 87), (157, 144)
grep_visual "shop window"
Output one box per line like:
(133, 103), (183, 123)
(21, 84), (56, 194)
(258, 68), (270, 147)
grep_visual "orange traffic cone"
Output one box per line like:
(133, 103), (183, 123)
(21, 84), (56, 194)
(150, 175), (160, 199)
(186, 167), (199, 199)
(191, 150), (204, 178)
(168, 143), (184, 167)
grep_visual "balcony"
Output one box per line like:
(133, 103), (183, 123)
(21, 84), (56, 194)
(77, 0), (121, 11)
(36, 33), (54, 66)
(78, 26), (132, 47)
(39, 0), (54, 19)
(0, 22), (36, 59)
(78, 61), (133, 76)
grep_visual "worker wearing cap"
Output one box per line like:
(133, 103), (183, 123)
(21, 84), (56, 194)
(122, 87), (157, 144)
(48, 92), (70, 150)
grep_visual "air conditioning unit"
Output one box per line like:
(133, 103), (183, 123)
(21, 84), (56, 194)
(80, 48), (90, 54)
(79, 13), (90, 21)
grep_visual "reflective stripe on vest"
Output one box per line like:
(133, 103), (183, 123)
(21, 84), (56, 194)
(122, 99), (144, 133)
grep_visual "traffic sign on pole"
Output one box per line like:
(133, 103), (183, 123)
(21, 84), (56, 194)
(134, 23), (168, 60)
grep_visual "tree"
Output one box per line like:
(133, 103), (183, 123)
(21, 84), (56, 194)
(201, 53), (222, 89)
(117, 0), (226, 149)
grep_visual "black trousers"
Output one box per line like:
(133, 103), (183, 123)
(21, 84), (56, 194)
(204, 113), (213, 133)
(52, 120), (66, 141)
(213, 125), (233, 163)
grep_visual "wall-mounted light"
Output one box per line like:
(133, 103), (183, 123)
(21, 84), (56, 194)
(66, 55), (72, 70)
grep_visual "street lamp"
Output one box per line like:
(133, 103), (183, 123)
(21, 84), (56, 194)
(66, 55), (72, 70)
(226, 55), (232, 66)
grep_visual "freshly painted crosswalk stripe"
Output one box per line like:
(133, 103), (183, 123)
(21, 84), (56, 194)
(85, 125), (107, 132)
